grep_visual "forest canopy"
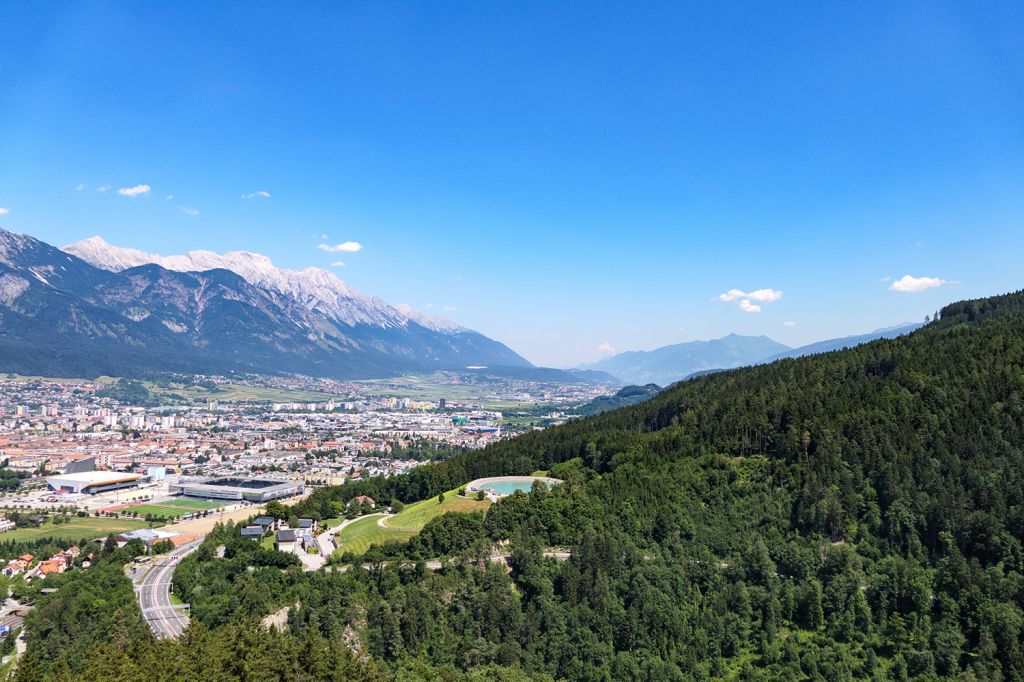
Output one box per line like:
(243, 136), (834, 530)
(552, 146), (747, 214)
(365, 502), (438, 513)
(12, 290), (1024, 681)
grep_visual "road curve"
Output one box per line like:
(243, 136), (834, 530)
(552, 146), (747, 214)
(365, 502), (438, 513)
(136, 540), (201, 639)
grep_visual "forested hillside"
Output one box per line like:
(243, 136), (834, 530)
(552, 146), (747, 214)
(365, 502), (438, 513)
(12, 290), (1024, 681)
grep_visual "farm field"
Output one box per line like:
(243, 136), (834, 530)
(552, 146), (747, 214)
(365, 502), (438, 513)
(0, 517), (150, 542)
(0, 374), (337, 404)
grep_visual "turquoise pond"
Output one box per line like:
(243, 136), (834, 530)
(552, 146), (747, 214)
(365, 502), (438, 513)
(479, 480), (548, 495)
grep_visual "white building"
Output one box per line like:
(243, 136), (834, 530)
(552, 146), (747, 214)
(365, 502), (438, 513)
(45, 471), (144, 495)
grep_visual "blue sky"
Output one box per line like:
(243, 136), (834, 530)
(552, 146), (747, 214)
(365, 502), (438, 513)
(1, 2), (1022, 367)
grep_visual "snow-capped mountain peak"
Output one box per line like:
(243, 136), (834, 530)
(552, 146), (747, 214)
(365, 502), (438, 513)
(0, 227), (533, 378)
(64, 236), (423, 329)
(394, 304), (464, 333)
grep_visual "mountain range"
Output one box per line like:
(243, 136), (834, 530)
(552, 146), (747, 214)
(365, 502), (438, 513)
(582, 324), (922, 386)
(0, 227), (927, 386)
(580, 333), (791, 386)
(0, 229), (538, 380)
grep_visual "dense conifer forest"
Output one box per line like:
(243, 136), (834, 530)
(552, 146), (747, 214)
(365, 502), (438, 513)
(10, 290), (1024, 681)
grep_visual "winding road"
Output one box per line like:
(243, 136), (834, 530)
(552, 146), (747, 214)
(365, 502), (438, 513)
(135, 540), (201, 639)
(130, 527), (570, 640)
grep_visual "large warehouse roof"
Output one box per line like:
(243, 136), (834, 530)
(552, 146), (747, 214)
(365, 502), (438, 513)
(48, 471), (142, 484)
(46, 471), (144, 494)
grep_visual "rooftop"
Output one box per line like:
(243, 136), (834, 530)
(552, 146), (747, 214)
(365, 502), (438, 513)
(45, 471), (143, 484)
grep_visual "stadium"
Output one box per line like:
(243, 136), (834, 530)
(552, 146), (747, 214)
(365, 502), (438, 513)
(45, 471), (146, 495)
(170, 476), (303, 502)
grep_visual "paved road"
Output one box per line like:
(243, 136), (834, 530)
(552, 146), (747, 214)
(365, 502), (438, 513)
(135, 541), (201, 639)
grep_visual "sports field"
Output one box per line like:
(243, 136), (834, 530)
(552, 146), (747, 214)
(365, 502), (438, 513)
(156, 499), (223, 510)
(122, 500), (223, 519)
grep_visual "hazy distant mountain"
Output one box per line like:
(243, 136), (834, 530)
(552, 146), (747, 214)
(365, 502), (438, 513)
(0, 228), (535, 380)
(574, 383), (661, 416)
(564, 368), (624, 386)
(581, 334), (791, 386)
(765, 323), (923, 362)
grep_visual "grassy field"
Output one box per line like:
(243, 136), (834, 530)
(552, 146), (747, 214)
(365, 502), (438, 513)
(157, 382), (336, 403)
(322, 517), (346, 529)
(122, 502), (220, 519)
(351, 373), (562, 410)
(332, 487), (490, 556)
(0, 517), (150, 542)
(384, 490), (490, 531)
(332, 514), (417, 556)
(157, 499), (223, 510)
(0, 374), (337, 404)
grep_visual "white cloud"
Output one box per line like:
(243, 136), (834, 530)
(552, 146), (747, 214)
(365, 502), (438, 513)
(330, 261), (345, 267)
(165, 194), (174, 200)
(318, 241), (362, 253)
(716, 287), (782, 313)
(320, 234), (328, 240)
(242, 190), (271, 199)
(442, 305), (457, 312)
(783, 320), (797, 327)
(596, 341), (616, 354)
(889, 275), (950, 293)
(716, 289), (747, 302)
(96, 185), (110, 192)
(118, 184), (151, 197)
(0, 208), (8, 215)
(75, 183), (85, 191)
(746, 288), (784, 303)
(179, 207), (200, 216)
(877, 276), (891, 282)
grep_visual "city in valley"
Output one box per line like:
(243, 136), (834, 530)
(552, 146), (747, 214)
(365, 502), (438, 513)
(0, 371), (610, 519)
(2, 4), (1020, 680)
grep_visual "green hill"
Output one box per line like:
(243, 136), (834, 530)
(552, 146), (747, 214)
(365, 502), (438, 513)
(16, 290), (1024, 681)
(331, 489), (490, 556)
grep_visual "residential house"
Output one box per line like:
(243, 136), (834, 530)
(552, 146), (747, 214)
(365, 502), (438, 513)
(2, 554), (33, 577)
(38, 559), (65, 576)
(240, 525), (263, 540)
(275, 529), (297, 553)
(251, 516), (279, 533)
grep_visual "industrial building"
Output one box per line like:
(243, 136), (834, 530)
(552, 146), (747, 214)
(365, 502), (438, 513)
(45, 471), (145, 495)
(170, 476), (302, 502)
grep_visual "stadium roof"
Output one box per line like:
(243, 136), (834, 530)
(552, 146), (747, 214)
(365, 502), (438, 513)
(46, 471), (143, 484)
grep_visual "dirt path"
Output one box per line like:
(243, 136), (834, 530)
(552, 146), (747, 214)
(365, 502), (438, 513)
(155, 491), (313, 537)
(156, 505), (266, 536)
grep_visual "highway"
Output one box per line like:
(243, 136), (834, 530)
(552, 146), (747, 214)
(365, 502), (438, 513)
(132, 534), (567, 639)
(134, 540), (201, 639)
